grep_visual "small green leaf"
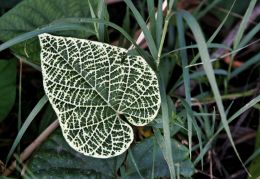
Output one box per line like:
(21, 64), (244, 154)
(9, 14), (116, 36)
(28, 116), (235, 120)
(27, 129), (125, 179)
(125, 137), (194, 178)
(0, 0), (101, 64)
(38, 33), (161, 158)
(0, 59), (16, 122)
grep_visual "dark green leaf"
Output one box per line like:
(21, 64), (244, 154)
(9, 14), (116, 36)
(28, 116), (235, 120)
(0, 0), (101, 64)
(125, 137), (194, 178)
(27, 129), (125, 179)
(0, 59), (16, 122)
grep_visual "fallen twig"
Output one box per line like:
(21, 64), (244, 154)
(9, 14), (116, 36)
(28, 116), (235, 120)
(3, 120), (59, 176)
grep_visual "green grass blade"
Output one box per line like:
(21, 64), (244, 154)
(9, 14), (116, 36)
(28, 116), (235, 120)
(6, 95), (48, 165)
(147, 0), (156, 40)
(97, 0), (106, 42)
(207, 0), (236, 45)
(196, 0), (222, 19)
(13, 54), (41, 71)
(0, 23), (95, 52)
(237, 23), (260, 49)
(228, 95), (260, 124)
(189, 0), (236, 65)
(195, 95), (260, 165)
(176, 14), (192, 157)
(230, 53), (260, 78)
(119, 7), (131, 47)
(187, 39), (260, 68)
(163, 43), (231, 58)
(88, 0), (99, 39)
(58, 18), (155, 68)
(17, 59), (22, 156)
(0, 18), (155, 69)
(168, 0), (175, 11)
(151, 137), (156, 179)
(245, 148), (260, 165)
(156, 0), (163, 48)
(178, 98), (204, 164)
(158, 73), (176, 179)
(123, 0), (158, 59)
(233, 0), (257, 49)
(178, 10), (250, 175)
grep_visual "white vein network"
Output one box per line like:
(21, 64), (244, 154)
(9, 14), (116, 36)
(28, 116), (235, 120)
(38, 33), (161, 158)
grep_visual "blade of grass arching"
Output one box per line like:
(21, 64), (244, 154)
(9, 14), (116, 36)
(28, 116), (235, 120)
(147, 0), (156, 40)
(6, 95), (48, 165)
(0, 23), (95, 52)
(88, 0), (99, 39)
(158, 73), (176, 179)
(178, 10), (250, 175)
(237, 23), (260, 49)
(176, 14), (192, 157)
(128, 148), (144, 179)
(123, 0), (158, 60)
(0, 18), (153, 68)
(97, 0), (106, 42)
(230, 53), (260, 78)
(156, 0), (163, 48)
(0, 19), (134, 53)
(233, 0), (257, 49)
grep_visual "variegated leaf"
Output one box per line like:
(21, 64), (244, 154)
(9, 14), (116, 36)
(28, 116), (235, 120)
(38, 33), (160, 158)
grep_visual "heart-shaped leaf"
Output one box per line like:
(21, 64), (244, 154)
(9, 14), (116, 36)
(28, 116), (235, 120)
(38, 33), (161, 158)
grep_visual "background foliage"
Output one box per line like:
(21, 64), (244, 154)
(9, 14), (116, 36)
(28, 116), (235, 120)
(0, 0), (259, 178)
